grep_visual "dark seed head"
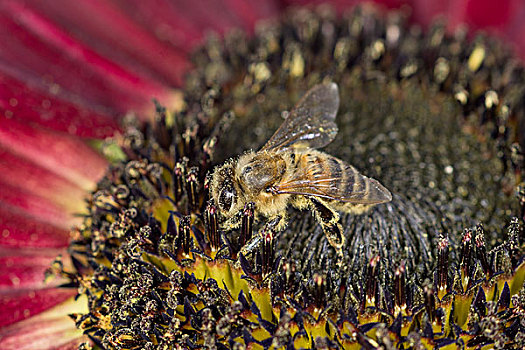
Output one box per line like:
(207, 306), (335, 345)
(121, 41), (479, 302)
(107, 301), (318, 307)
(57, 5), (525, 349)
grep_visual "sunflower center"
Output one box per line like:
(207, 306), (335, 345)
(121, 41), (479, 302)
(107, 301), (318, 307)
(59, 6), (525, 349)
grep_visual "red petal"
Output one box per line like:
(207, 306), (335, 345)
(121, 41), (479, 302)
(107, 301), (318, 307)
(0, 182), (78, 229)
(219, 0), (282, 31)
(0, 288), (76, 328)
(0, 247), (68, 290)
(110, 0), (281, 48)
(281, 0), (406, 12)
(408, 0), (450, 29)
(54, 339), (88, 350)
(0, 72), (120, 139)
(464, 0), (515, 28)
(14, 0), (189, 88)
(0, 294), (84, 348)
(503, 3), (525, 59)
(0, 147), (86, 210)
(0, 1), (178, 118)
(0, 206), (70, 249)
(463, 0), (525, 60)
(0, 116), (107, 190)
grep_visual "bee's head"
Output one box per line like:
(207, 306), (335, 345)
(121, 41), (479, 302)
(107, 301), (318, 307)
(210, 162), (238, 216)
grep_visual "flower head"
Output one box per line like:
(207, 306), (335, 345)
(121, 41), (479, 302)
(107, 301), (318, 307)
(1, 1), (525, 349)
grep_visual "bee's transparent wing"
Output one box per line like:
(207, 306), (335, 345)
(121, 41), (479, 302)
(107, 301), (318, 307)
(260, 83), (340, 152)
(272, 153), (392, 204)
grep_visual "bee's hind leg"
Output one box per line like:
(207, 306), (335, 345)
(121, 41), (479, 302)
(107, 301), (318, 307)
(307, 197), (345, 259)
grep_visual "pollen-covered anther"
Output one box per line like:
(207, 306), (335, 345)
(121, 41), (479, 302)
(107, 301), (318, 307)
(205, 202), (220, 250)
(216, 301), (243, 337)
(312, 273), (327, 310)
(436, 235), (449, 298)
(423, 284), (437, 324)
(393, 261), (407, 315)
(261, 228), (275, 278)
(104, 328), (142, 350)
(459, 228), (474, 290)
(201, 308), (216, 348)
(282, 259), (296, 295)
(475, 224), (494, 278)
(363, 255), (380, 309)
(179, 215), (192, 257)
(272, 311), (293, 348)
(173, 161), (186, 202)
(506, 217), (522, 268)
(92, 190), (121, 211)
(186, 166), (200, 209)
(241, 202), (255, 247)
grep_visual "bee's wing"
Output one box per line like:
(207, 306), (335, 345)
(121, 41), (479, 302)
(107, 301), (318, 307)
(260, 83), (340, 152)
(273, 154), (392, 204)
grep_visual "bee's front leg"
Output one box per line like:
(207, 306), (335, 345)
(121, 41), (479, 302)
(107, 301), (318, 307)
(239, 214), (285, 258)
(307, 197), (345, 257)
(264, 214), (286, 232)
(221, 208), (245, 230)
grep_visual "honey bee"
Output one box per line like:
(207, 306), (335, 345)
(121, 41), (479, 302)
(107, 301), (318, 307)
(209, 83), (392, 254)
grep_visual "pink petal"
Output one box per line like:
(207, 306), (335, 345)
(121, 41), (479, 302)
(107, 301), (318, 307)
(0, 247), (68, 290)
(0, 182), (79, 230)
(463, 0), (525, 60)
(221, 0), (262, 30)
(0, 293), (85, 347)
(464, 0), (516, 28)
(281, 0), (407, 12)
(14, 0), (189, 88)
(408, 0), (525, 60)
(54, 340), (88, 350)
(0, 147), (86, 211)
(110, 0), (281, 48)
(0, 116), (107, 190)
(0, 2), (178, 118)
(0, 288), (76, 328)
(503, 2), (525, 59)
(0, 206), (70, 249)
(407, 0), (450, 29)
(0, 72), (120, 139)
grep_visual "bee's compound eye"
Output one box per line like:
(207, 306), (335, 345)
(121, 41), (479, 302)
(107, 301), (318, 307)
(218, 186), (236, 212)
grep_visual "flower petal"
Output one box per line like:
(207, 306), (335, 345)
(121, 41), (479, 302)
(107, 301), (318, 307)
(0, 72), (120, 139)
(0, 116), (107, 190)
(0, 206), (70, 249)
(0, 147), (86, 211)
(281, 0), (407, 12)
(0, 182), (78, 229)
(406, 0), (525, 59)
(11, 0), (188, 88)
(0, 1), (178, 119)
(110, 0), (281, 48)
(0, 293), (85, 347)
(0, 247), (68, 290)
(504, 2), (525, 59)
(463, 0), (515, 28)
(0, 288), (77, 329)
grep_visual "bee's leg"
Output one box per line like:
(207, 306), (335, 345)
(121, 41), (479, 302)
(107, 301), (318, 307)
(264, 214), (285, 232)
(222, 209), (244, 230)
(239, 214), (285, 258)
(307, 197), (345, 258)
